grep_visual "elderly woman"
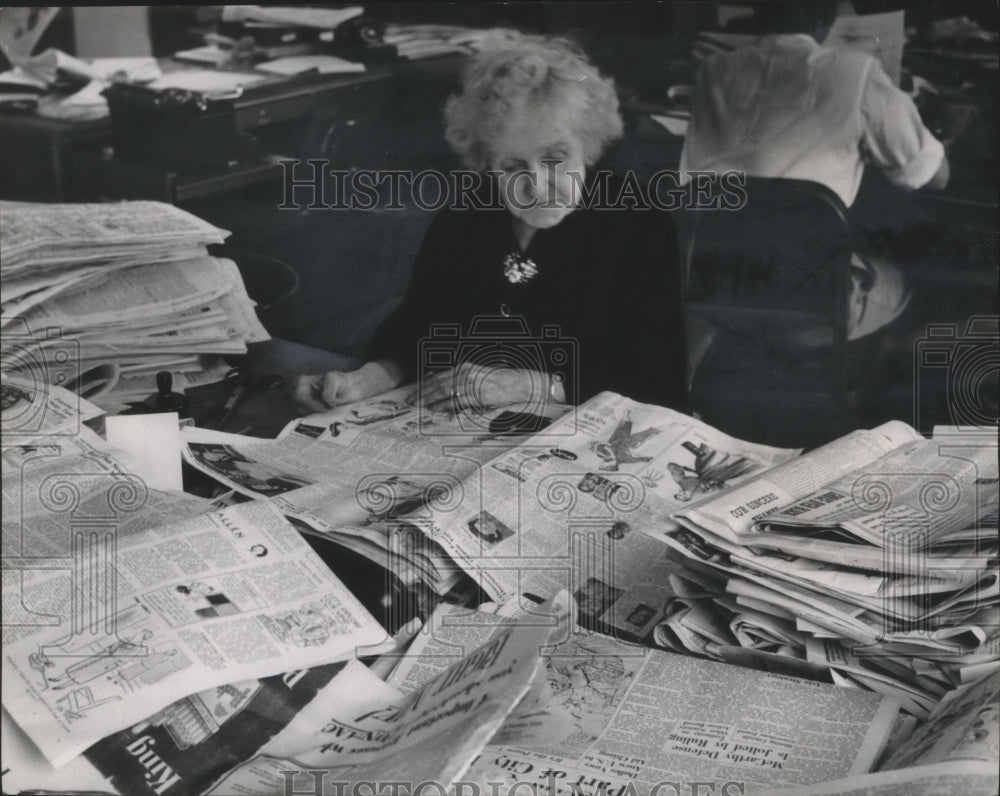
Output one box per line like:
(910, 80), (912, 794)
(295, 32), (686, 414)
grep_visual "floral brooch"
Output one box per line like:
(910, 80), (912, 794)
(503, 252), (538, 284)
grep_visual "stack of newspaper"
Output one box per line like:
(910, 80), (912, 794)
(667, 422), (999, 718)
(0, 200), (268, 411)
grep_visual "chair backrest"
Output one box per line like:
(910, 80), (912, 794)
(684, 176), (854, 390)
(686, 176), (851, 317)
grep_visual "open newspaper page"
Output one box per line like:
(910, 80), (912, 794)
(182, 386), (572, 591)
(402, 614), (899, 794)
(673, 420), (923, 543)
(2, 422), (213, 567)
(183, 385), (571, 529)
(410, 391), (797, 609)
(205, 597), (573, 795)
(1, 499), (392, 768)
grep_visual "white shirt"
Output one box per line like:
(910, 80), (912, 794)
(679, 34), (945, 207)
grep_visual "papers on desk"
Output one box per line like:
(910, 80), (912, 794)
(0, 200), (268, 412)
(173, 44), (232, 66)
(221, 4), (363, 30)
(0, 370), (104, 437)
(256, 54), (366, 76)
(88, 56), (161, 83)
(2, 49), (162, 120)
(827, 10), (905, 86)
(3, 380), (998, 791)
(11, 49), (160, 87)
(383, 23), (493, 60)
(0, 66), (48, 92)
(148, 69), (265, 94)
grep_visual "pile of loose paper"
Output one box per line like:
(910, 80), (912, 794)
(0, 200), (269, 412)
(2, 381), (998, 795)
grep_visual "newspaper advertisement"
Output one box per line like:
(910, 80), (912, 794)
(80, 661), (354, 796)
(461, 630), (898, 794)
(415, 391), (795, 608)
(1, 661), (352, 796)
(205, 597), (573, 794)
(673, 421), (923, 543)
(1, 499), (392, 768)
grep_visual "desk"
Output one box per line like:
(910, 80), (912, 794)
(0, 62), (395, 203)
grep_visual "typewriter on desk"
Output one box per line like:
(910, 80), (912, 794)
(102, 81), (262, 173)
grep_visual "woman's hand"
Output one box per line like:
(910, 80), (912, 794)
(293, 360), (403, 414)
(419, 364), (565, 412)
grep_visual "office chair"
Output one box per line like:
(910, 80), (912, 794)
(683, 176), (864, 447)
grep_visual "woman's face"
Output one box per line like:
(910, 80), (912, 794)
(489, 111), (587, 230)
